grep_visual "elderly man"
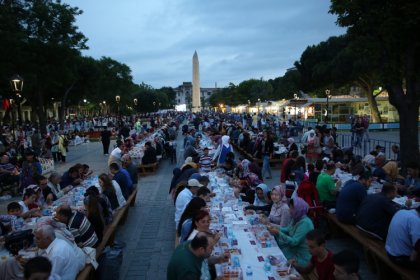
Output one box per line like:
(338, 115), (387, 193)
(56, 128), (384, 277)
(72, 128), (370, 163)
(35, 225), (85, 280)
(55, 205), (99, 248)
(174, 178), (203, 228)
(121, 154), (138, 190)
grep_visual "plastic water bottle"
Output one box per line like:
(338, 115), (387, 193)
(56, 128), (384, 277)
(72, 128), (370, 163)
(232, 256), (240, 268)
(245, 265), (253, 278)
(264, 259), (272, 275)
(238, 196), (243, 207)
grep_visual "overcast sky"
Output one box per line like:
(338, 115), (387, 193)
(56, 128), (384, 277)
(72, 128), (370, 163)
(64, 0), (345, 89)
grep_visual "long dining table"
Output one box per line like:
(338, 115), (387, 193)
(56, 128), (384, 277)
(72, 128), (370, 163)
(205, 171), (300, 279)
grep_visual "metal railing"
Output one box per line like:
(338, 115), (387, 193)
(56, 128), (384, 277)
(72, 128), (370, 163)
(337, 134), (399, 159)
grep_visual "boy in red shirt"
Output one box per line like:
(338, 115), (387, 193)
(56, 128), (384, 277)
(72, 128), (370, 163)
(290, 229), (335, 280)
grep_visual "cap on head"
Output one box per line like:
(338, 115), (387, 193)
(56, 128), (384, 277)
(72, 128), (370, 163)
(188, 179), (203, 188)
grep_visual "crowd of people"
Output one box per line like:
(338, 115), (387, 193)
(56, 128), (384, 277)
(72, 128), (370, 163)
(167, 111), (418, 280)
(0, 109), (418, 280)
(0, 111), (185, 279)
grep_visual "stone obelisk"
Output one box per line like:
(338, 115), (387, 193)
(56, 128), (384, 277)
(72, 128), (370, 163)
(192, 51), (201, 112)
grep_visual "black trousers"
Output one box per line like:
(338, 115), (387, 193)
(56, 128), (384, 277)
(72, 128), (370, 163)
(102, 141), (110, 154)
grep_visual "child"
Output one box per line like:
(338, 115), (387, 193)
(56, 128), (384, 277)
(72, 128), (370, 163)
(0, 202), (25, 232)
(199, 148), (212, 172)
(290, 229), (334, 280)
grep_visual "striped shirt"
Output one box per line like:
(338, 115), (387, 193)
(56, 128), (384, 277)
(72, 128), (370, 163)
(199, 155), (213, 172)
(68, 211), (99, 248)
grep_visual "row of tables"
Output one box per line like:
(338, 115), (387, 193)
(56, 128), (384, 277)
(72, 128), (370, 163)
(206, 171), (299, 279)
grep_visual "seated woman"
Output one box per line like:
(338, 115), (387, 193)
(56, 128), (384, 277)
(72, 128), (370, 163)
(98, 173), (125, 210)
(84, 186), (113, 225)
(268, 197), (314, 266)
(177, 197), (207, 243)
(187, 210), (215, 241)
(83, 194), (105, 243)
(267, 185), (291, 227)
(244, 184), (272, 216)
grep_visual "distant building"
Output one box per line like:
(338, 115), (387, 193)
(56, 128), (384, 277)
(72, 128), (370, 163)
(174, 82), (217, 110)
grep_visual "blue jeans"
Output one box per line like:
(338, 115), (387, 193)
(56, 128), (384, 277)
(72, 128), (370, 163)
(262, 155), (272, 178)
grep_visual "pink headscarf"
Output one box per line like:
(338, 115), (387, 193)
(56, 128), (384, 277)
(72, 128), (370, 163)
(290, 197), (309, 224)
(241, 159), (250, 177)
(273, 185), (288, 206)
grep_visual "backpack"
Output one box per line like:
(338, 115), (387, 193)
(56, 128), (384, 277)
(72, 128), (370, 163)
(62, 136), (69, 147)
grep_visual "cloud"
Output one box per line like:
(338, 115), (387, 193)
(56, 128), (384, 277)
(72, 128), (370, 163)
(64, 0), (345, 88)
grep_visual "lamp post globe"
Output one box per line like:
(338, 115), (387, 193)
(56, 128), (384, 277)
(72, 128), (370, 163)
(9, 74), (24, 126)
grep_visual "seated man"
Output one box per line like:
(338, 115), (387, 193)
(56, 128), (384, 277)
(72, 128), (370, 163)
(397, 162), (420, 194)
(23, 256), (53, 280)
(0, 154), (19, 186)
(356, 182), (398, 240)
(35, 225), (85, 280)
(55, 205), (99, 248)
(316, 161), (341, 209)
(121, 155), (138, 190)
(60, 166), (83, 189)
(167, 232), (228, 280)
(332, 250), (361, 280)
(336, 170), (372, 224)
(386, 206), (420, 268)
(371, 153), (389, 182)
(109, 162), (132, 199)
(174, 179), (204, 228)
(142, 141), (157, 165)
(291, 229), (334, 280)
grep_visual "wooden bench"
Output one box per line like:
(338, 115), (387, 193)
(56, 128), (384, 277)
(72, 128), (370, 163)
(77, 190), (138, 280)
(138, 162), (159, 176)
(325, 212), (418, 280)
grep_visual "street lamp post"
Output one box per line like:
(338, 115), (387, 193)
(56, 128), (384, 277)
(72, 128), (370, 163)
(115, 95), (120, 115)
(153, 101), (156, 112)
(325, 89), (332, 123)
(10, 74), (24, 126)
(257, 98), (261, 114)
(247, 100), (251, 113)
(133, 98), (138, 112)
(293, 93), (299, 121)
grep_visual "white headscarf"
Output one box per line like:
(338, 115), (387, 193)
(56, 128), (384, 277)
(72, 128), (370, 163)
(221, 135), (230, 148)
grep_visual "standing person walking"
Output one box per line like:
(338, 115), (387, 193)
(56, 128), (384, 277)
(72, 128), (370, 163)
(259, 131), (274, 179)
(58, 132), (68, 163)
(100, 127), (112, 155)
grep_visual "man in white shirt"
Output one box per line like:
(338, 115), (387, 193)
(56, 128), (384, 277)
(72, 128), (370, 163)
(174, 179), (203, 229)
(35, 225), (85, 280)
(108, 140), (124, 167)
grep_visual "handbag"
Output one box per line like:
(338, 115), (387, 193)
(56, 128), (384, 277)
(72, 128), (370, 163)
(5, 229), (34, 255)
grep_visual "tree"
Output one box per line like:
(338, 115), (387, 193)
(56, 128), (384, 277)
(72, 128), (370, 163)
(270, 69), (301, 100)
(330, 0), (420, 167)
(295, 35), (383, 122)
(0, 0), (88, 134)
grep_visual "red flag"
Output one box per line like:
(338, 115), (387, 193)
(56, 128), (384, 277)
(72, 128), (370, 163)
(2, 99), (10, 110)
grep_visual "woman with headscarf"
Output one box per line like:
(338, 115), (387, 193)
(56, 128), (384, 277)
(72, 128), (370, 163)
(287, 137), (298, 157)
(212, 135), (233, 166)
(267, 197), (314, 266)
(244, 183), (272, 215)
(267, 185), (291, 227)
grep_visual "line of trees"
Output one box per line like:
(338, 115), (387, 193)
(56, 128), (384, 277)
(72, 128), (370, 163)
(0, 0), (174, 134)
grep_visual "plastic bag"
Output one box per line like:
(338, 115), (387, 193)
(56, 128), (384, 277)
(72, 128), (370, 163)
(97, 241), (125, 280)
